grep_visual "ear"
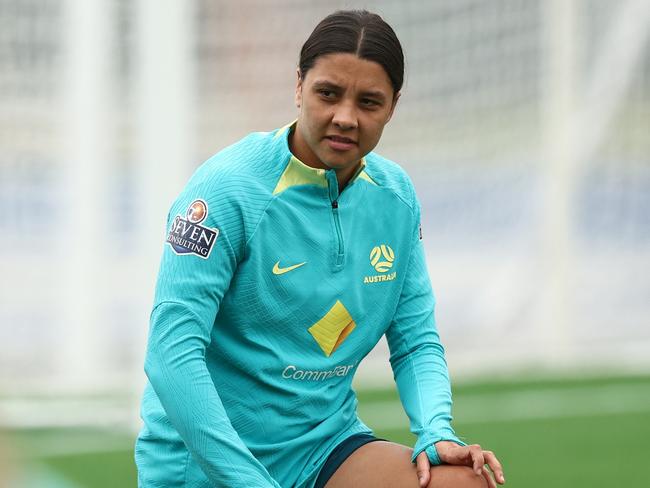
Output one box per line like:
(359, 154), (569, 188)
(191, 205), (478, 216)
(385, 91), (401, 124)
(295, 68), (303, 109)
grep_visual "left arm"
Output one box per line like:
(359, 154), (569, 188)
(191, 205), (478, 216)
(384, 197), (463, 464)
(385, 196), (505, 487)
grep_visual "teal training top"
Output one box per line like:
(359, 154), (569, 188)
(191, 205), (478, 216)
(135, 122), (463, 487)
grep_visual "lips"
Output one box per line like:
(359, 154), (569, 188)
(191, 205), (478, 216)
(326, 135), (356, 144)
(325, 135), (357, 151)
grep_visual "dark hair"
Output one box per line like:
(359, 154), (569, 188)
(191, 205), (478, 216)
(299, 10), (404, 94)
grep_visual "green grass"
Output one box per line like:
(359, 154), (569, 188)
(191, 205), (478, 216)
(7, 428), (137, 487)
(43, 450), (137, 488)
(453, 411), (650, 487)
(8, 374), (649, 487)
(364, 412), (650, 487)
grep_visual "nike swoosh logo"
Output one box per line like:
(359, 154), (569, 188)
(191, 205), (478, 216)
(273, 261), (306, 275)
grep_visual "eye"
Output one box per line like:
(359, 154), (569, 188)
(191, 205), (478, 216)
(360, 98), (380, 108)
(319, 89), (336, 99)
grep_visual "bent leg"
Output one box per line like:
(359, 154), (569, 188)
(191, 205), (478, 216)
(324, 441), (487, 488)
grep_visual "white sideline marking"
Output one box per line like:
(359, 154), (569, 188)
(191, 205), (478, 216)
(19, 436), (133, 458)
(4, 383), (649, 458)
(10, 465), (82, 488)
(358, 383), (650, 429)
(0, 398), (132, 429)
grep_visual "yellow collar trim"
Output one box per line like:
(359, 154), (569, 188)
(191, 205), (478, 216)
(273, 155), (328, 195)
(273, 121), (376, 194)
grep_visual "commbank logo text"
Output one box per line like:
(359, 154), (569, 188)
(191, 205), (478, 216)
(281, 363), (356, 381)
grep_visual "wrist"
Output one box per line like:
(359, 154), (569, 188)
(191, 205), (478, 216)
(434, 440), (459, 449)
(424, 444), (442, 465)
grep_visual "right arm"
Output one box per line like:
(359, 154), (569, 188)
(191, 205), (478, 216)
(144, 180), (280, 487)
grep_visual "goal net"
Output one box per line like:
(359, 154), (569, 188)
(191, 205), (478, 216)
(0, 0), (648, 407)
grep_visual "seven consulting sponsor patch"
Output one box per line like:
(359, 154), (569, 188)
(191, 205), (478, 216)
(166, 199), (219, 259)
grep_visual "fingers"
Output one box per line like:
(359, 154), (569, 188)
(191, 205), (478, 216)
(483, 450), (505, 485)
(415, 451), (431, 488)
(482, 466), (497, 488)
(435, 441), (506, 485)
(458, 444), (506, 486)
(467, 445), (485, 476)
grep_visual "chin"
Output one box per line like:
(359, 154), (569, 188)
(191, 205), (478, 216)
(321, 153), (360, 170)
(323, 159), (356, 170)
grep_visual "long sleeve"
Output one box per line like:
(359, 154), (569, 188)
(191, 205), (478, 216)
(384, 196), (465, 465)
(143, 174), (281, 487)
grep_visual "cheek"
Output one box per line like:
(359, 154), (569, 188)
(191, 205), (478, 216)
(305, 96), (331, 117)
(301, 117), (322, 147)
(358, 122), (387, 152)
(362, 120), (385, 141)
(306, 109), (329, 133)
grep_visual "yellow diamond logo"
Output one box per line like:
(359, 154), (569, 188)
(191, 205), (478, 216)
(308, 300), (356, 357)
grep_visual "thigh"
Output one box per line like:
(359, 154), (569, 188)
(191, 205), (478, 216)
(324, 441), (486, 488)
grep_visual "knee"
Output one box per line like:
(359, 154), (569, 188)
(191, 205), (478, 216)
(427, 465), (488, 488)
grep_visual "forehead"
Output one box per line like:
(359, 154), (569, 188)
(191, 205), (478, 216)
(304, 53), (394, 95)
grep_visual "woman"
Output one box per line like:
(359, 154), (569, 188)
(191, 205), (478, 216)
(136, 9), (505, 488)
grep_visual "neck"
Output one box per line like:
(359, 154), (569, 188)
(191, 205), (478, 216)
(288, 126), (360, 192)
(333, 163), (360, 192)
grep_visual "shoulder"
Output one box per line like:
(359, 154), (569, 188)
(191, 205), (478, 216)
(186, 130), (287, 198)
(167, 129), (291, 253)
(363, 151), (418, 213)
(174, 129), (292, 216)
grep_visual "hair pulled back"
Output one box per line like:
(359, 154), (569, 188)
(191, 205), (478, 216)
(299, 10), (404, 95)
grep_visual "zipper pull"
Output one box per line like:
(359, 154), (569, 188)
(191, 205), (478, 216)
(332, 200), (339, 209)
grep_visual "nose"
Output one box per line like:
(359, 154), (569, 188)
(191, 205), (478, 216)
(332, 101), (358, 131)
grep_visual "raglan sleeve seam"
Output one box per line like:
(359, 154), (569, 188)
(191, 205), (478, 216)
(244, 194), (277, 252)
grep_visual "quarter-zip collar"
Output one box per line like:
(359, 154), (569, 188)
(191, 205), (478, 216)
(272, 121), (369, 195)
(326, 169), (340, 203)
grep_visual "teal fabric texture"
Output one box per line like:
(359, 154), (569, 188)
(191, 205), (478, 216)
(135, 123), (463, 487)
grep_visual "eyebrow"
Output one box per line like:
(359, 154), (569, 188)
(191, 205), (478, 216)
(311, 80), (388, 102)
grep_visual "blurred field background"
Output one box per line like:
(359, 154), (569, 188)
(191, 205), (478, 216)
(1, 0), (649, 486)
(3, 374), (650, 487)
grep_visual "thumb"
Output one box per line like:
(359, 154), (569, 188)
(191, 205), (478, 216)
(415, 451), (431, 488)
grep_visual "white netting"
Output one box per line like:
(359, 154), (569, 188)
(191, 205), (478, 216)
(1, 0), (649, 400)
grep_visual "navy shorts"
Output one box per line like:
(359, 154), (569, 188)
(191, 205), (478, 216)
(314, 433), (384, 488)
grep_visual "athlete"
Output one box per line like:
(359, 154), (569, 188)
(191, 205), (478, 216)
(135, 9), (505, 488)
